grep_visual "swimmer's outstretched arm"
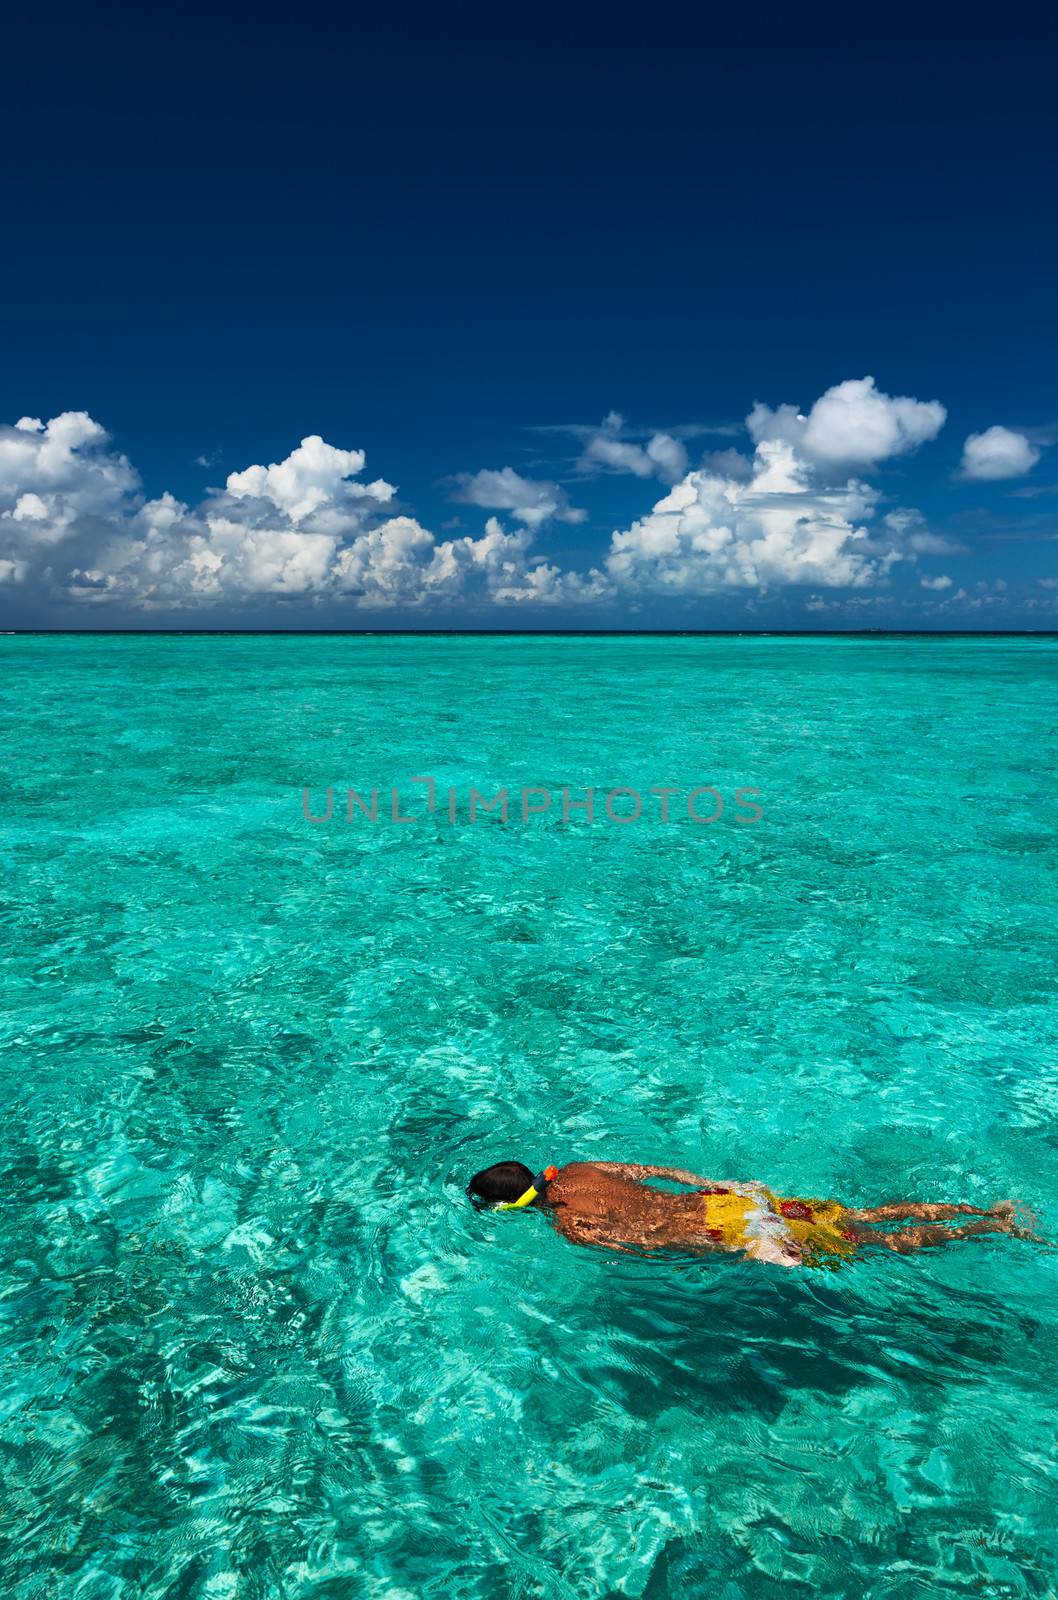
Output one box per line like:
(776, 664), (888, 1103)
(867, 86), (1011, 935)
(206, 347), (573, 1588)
(588, 1162), (713, 1187)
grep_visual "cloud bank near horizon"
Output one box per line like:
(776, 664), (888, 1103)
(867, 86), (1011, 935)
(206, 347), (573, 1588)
(0, 378), (1048, 617)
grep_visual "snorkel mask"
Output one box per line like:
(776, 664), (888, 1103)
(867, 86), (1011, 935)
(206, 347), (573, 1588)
(491, 1165), (558, 1211)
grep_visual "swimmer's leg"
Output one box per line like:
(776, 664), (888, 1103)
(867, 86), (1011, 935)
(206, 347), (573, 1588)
(856, 1215), (1017, 1254)
(846, 1201), (1003, 1224)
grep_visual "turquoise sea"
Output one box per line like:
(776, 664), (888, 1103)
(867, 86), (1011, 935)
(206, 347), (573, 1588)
(2, 632), (1057, 1600)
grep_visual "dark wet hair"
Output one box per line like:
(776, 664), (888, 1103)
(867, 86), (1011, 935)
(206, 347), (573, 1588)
(466, 1160), (533, 1209)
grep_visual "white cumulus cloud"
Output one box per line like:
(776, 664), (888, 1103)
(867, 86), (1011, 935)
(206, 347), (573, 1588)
(748, 376), (946, 468)
(604, 440), (887, 595)
(57, 432), (400, 605)
(880, 508), (966, 556)
(959, 425), (1041, 481)
(226, 434), (395, 524)
(0, 380), (966, 617)
(447, 466), (586, 527)
(599, 378), (961, 598)
(0, 411), (138, 557)
(0, 411), (605, 613)
(579, 413), (690, 484)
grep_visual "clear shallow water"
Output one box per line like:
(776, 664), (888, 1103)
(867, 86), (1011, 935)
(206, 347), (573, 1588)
(1, 633), (1057, 1600)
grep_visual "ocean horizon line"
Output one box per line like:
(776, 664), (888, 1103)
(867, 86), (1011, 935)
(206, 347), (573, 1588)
(4, 627), (1058, 639)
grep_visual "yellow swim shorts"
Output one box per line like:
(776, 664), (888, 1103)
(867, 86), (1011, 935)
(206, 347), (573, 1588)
(701, 1187), (857, 1267)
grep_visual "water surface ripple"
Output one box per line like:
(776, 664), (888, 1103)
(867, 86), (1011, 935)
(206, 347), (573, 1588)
(1, 634), (1056, 1598)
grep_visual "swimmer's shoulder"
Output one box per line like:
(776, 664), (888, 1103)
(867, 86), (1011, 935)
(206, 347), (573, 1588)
(547, 1161), (603, 1196)
(552, 1161), (633, 1194)
(554, 1160), (617, 1183)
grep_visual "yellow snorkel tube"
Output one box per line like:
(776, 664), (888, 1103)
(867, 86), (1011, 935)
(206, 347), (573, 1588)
(494, 1165), (558, 1211)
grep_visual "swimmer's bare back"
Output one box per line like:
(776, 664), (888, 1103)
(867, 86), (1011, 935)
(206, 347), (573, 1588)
(543, 1162), (1022, 1268)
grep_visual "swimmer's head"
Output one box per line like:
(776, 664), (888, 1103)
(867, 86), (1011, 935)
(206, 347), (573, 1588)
(466, 1161), (534, 1210)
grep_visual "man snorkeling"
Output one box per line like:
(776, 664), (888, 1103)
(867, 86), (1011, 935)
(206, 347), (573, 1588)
(466, 1160), (1024, 1268)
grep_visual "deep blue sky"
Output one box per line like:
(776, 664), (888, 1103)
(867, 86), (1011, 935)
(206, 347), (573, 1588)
(2, 3), (1056, 627)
